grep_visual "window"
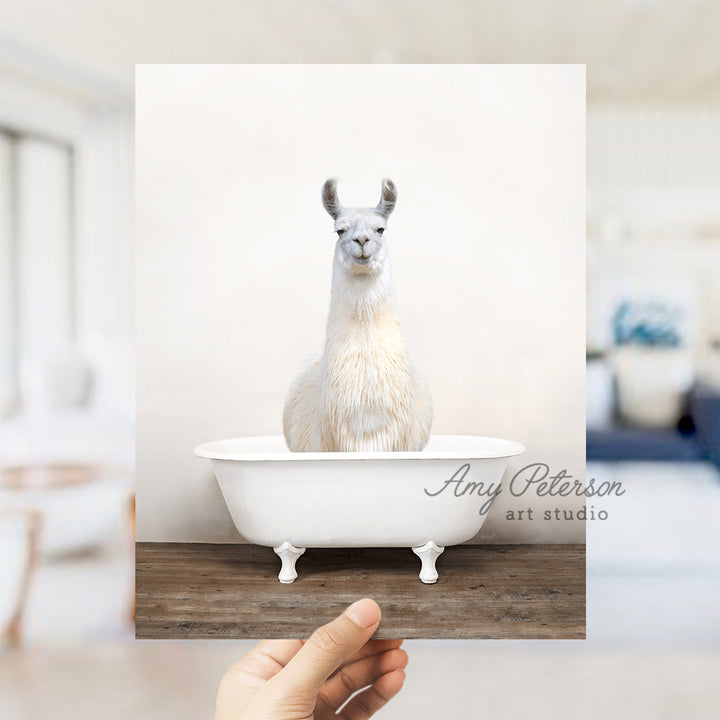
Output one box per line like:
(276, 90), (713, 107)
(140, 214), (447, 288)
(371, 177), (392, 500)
(0, 127), (75, 416)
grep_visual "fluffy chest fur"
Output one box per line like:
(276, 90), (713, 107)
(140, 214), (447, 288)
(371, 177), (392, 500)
(283, 292), (431, 452)
(321, 309), (414, 433)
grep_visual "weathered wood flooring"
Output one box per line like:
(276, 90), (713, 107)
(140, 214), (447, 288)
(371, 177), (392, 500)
(135, 543), (585, 639)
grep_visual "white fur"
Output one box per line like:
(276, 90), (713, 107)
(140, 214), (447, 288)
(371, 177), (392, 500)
(283, 178), (432, 452)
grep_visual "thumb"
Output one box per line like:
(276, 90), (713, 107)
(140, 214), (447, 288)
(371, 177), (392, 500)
(268, 598), (381, 700)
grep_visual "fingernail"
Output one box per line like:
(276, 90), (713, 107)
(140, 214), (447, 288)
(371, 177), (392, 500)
(345, 598), (380, 628)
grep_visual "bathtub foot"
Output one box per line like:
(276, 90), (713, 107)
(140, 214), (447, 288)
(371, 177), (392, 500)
(274, 542), (306, 583)
(412, 541), (444, 584)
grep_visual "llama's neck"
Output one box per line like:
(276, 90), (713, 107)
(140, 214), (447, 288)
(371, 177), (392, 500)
(326, 261), (399, 335)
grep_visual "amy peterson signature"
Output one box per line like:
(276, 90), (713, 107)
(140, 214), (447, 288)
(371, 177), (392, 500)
(424, 462), (625, 515)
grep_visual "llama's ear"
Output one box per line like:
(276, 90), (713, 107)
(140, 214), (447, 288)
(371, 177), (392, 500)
(376, 178), (397, 217)
(322, 178), (342, 219)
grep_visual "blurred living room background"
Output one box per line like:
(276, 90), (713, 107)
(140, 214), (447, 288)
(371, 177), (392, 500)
(0, 14), (134, 647)
(586, 104), (720, 642)
(1, 1), (719, 719)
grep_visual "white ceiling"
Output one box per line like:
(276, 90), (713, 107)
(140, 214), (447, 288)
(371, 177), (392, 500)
(0, 0), (719, 105)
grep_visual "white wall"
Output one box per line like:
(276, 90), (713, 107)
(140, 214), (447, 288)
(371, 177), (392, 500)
(74, 109), (135, 419)
(136, 64), (586, 543)
(587, 106), (720, 362)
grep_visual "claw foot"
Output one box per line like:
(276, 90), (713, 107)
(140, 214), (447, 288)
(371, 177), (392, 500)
(273, 542), (306, 583)
(412, 541), (444, 584)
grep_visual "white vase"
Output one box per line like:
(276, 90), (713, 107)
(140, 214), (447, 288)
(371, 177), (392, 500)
(586, 358), (614, 429)
(699, 345), (720, 390)
(613, 346), (695, 428)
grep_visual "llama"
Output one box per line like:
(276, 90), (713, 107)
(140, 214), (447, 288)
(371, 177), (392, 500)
(283, 178), (432, 452)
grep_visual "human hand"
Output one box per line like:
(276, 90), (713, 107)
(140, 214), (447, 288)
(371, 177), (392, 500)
(215, 598), (407, 719)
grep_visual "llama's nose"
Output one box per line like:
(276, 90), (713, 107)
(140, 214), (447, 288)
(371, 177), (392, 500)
(353, 235), (369, 246)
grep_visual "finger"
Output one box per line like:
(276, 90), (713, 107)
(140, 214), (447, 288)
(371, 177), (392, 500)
(339, 669), (406, 720)
(253, 639), (305, 670)
(298, 638), (401, 650)
(318, 648), (408, 712)
(268, 598), (381, 700)
(330, 639), (404, 674)
(303, 638), (402, 660)
(225, 640), (303, 687)
(216, 640), (303, 720)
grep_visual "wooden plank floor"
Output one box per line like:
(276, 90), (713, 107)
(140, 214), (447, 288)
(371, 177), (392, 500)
(136, 543), (585, 640)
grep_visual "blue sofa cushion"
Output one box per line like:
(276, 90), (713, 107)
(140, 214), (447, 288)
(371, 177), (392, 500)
(587, 427), (704, 462)
(689, 383), (720, 466)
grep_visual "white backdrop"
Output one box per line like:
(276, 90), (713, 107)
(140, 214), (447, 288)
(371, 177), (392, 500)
(136, 64), (586, 543)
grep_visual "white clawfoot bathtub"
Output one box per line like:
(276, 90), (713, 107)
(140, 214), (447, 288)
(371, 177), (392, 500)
(195, 435), (525, 583)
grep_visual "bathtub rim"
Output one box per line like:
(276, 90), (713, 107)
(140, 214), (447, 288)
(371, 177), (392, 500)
(194, 434), (526, 462)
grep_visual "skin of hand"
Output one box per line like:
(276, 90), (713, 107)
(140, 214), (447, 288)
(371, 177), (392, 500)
(215, 598), (407, 720)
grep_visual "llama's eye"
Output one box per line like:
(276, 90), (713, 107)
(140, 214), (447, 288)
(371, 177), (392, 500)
(377, 227), (385, 234)
(336, 229), (344, 236)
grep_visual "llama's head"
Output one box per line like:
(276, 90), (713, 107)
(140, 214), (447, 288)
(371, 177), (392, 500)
(322, 178), (397, 275)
